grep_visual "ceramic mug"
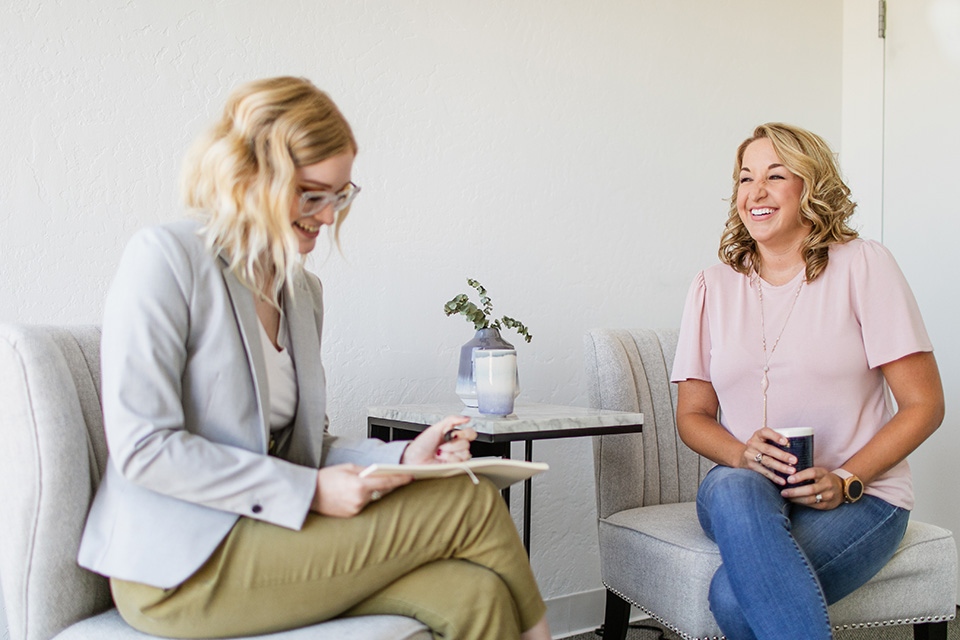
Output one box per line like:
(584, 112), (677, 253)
(773, 427), (815, 487)
(473, 349), (517, 415)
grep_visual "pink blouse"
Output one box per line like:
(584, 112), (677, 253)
(671, 239), (932, 510)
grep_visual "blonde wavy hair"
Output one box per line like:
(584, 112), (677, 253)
(181, 76), (357, 304)
(718, 123), (857, 282)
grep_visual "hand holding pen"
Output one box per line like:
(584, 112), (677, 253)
(437, 420), (476, 463)
(399, 415), (476, 465)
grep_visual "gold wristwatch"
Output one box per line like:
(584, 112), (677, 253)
(834, 469), (864, 504)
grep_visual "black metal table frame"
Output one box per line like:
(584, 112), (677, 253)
(367, 416), (643, 555)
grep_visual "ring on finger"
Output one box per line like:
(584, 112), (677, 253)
(815, 493), (822, 504)
(371, 490), (383, 501)
(754, 452), (763, 464)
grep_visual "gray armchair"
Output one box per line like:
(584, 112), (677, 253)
(584, 328), (957, 640)
(0, 324), (430, 640)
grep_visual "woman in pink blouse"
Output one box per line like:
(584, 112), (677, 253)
(671, 123), (944, 640)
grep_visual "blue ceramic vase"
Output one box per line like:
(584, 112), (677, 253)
(456, 328), (518, 407)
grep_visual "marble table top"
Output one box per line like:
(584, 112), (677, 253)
(367, 402), (644, 440)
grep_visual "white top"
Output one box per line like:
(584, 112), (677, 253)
(258, 314), (298, 431)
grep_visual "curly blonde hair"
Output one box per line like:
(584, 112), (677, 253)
(181, 76), (357, 304)
(718, 123), (857, 282)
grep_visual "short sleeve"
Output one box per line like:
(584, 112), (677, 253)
(671, 270), (712, 383)
(852, 240), (932, 368)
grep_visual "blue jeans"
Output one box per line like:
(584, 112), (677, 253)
(696, 466), (909, 640)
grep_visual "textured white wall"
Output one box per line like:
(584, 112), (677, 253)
(841, 0), (885, 241)
(0, 0), (841, 635)
(882, 0), (960, 599)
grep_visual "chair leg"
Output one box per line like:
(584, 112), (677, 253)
(913, 620), (948, 640)
(601, 589), (631, 640)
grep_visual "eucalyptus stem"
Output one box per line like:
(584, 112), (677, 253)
(444, 279), (533, 342)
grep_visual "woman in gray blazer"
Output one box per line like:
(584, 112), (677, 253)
(78, 76), (550, 640)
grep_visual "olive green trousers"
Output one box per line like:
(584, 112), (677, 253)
(112, 476), (546, 640)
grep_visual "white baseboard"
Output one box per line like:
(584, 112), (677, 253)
(545, 588), (648, 639)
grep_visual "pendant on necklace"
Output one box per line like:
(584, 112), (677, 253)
(757, 276), (804, 430)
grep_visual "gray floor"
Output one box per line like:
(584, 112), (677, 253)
(562, 610), (960, 639)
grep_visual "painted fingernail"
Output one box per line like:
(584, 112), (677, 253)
(436, 449), (442, 456)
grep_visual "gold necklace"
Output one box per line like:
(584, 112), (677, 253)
(757, 276), (804, 429)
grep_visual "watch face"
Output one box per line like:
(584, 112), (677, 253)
(848, 479), (864, 500)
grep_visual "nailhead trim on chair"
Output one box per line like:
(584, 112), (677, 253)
(832, 613), (956, 630)
(603, 582), (956, 638)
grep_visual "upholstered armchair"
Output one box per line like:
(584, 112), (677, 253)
(584, 327), (957, 640)
(0, 324), (431, 640)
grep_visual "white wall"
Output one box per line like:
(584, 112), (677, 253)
(0, 1), (841, 636)
(881, 0), (960, 596)
(841, 0), (960, 599)
(840, 0), (885, 240)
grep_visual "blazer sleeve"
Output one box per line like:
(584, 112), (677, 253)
(101, 227), (317, 530)
(321, 425), (409, 467)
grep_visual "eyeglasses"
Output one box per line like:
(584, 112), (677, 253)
(297, 182), (361, 217)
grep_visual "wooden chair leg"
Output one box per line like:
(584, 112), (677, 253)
(913, 620), (948, 640)
(601, 589), (631, 640)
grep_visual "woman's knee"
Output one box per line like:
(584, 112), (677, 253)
(463, 475), (503, 507)
(419, 474), (502, 511)
(450, 475), (514, 531)
(697, 467), (787, 537)
(700, 467), (776, 503)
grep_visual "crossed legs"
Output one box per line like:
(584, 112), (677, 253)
(697, 466), (907, 640)
(113, 476), (547, 640)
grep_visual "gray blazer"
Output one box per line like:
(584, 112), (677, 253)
(78, 220), (406, 589)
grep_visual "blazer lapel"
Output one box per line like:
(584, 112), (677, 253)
(283, 273), (327, 468)
(220, 260), (271, 452)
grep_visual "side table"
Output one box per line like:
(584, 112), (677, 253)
(367, 402), (644, 554)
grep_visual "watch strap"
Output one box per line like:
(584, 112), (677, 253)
(833, 468), (853, 481)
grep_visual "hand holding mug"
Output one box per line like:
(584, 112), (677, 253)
(744, 427), (796, 485)
(770, 427), (815, 488)
(781, 467), (844, 510)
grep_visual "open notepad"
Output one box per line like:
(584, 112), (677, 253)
(359, 457), (549, 490)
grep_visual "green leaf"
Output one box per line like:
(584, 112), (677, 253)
(444, 278), (530, 339)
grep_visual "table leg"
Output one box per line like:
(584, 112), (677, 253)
(523, 439), (533, 556)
